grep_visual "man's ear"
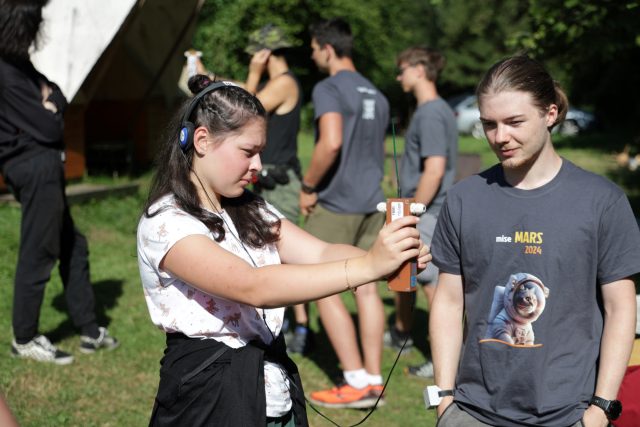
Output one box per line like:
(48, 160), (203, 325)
(193, 126), (210, 155)
(325, 44), (336, 62)
(546, 104), (559, 128)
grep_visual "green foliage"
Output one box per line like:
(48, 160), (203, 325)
(192, 0), (640, 128)
(511, 0), (640, 127)
(194, 0), (310, 81)
(193, 0), (437, 112)
(519, 0), (640, 57)
(430, 0), (531, 91)
(191, 0), (536, 126)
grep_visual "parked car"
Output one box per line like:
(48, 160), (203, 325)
(448, 94), (596, 139)
(558, 107), (596, 136)
(448, 94), (483, 138)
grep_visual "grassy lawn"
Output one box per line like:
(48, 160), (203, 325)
(0, 130), (637, 426)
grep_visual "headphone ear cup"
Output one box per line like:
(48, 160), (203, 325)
(179, 121), (195, 152)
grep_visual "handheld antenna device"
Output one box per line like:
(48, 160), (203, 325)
(376, 120), (425, 292)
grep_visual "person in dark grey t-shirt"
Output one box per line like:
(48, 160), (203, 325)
(384, 47), (458, 379)
(430, 55), (640, 427)
(301, 18), (390, 409)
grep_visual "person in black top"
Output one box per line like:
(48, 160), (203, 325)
(243, 24), (303, 224)
(243, 25), (315, 355)
(0, 0), (118, 364)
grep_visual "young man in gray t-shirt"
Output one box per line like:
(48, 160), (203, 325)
(385, 47), (458, 377)
(431, 56), (640, 427)
(300, 18), (390, 409)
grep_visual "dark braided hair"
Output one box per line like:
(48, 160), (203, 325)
(144, 75), (280, 248)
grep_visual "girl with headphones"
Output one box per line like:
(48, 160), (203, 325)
(136, 74), (430, 427)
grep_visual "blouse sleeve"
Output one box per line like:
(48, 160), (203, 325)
(137, 202), (210, 283)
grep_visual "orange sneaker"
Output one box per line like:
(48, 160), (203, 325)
(368, 384), (384, 398)
(309, 383), (385, 409)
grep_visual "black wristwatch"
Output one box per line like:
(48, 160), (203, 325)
(300, 181), (317, 194)
(589, 395), (622, 420)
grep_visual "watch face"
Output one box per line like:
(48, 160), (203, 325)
(608, 400), (622, 420)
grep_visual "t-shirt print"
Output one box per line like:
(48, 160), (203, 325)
(480, 272), (550, 347)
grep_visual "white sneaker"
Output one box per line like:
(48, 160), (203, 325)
(405, 361), (434, 379)
(11, 335), (74, 365)
(79, 327), (119, 354)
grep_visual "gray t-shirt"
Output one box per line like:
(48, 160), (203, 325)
(399, 97), (458, 215)
(312, 70), (389, 213)
(432, 159), (640, 427)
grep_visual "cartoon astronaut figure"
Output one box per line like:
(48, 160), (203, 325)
(484, 272), (550, 345)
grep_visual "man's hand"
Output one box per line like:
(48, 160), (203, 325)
(299, 191), (318, 216)
(437, 396), (454, 418)
(582, 405), (609, 427)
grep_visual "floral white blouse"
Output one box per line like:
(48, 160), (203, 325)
(137, 194), (291, 417)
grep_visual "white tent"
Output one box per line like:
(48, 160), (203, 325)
(27, 0), (205, 176)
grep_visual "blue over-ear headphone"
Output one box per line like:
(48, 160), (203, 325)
(178, 80), (238, 153)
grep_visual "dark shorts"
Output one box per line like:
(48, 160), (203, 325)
(304, 203), (384, 249)
(258, 166), (301, 224)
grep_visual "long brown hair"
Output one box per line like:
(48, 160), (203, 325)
(144, 75), (280, 248)
(476, 55), (568, 130)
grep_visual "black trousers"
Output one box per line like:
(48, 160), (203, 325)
(3, 148), (96, 340)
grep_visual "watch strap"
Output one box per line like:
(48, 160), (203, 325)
(300, 182), (317, 194)
(438, 389), (454, 398)
(589, 395), (609, 411)
(590, 395), (622, 420)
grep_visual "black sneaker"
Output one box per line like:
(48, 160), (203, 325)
(383, 326), (413, 354)
(405, 361), (434, 379)
(11, 335), (74, 365)
(79, 327), (119, 354)
(286, 325), (315, 355)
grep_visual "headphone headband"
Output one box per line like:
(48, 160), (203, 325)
(178, 80), (238, 152)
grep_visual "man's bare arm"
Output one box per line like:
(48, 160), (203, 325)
(430, 272), (465, 417)
(583, 279), (636, 426)
(302, 112), (343, 188)
(414, 156), (446, 206)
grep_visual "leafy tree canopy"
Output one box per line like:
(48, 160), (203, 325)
(192, 0), (639, 128)
(510, 0), (640, 127)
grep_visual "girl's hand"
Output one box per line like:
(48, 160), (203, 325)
(365, 215), (421, 279)
(249, 49), (271, 75)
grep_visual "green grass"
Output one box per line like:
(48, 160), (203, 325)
(1, 130), (637, 426)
